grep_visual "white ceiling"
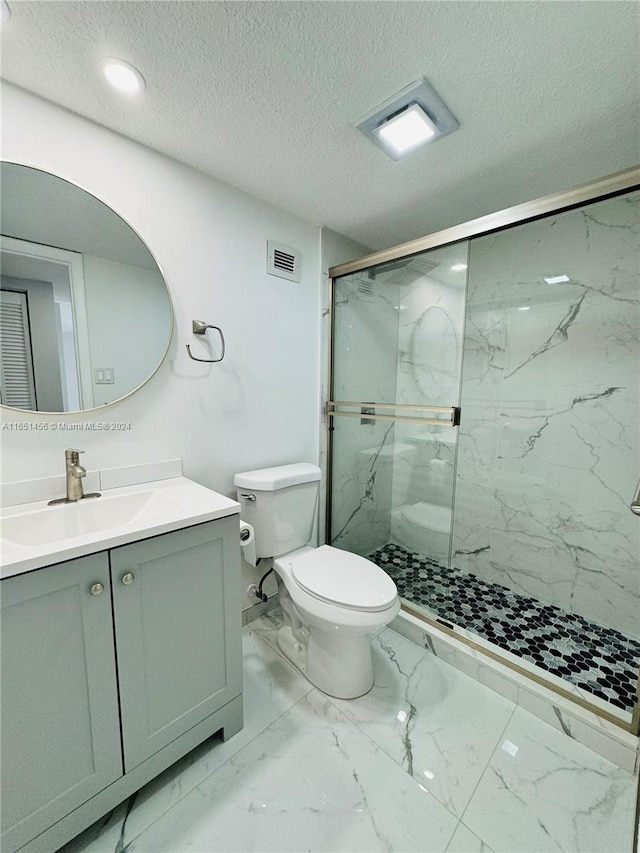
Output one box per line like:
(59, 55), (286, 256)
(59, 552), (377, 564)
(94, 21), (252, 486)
(1, 1), (639, 251)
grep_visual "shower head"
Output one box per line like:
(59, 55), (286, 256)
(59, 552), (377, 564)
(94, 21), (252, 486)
(369, 255), (440, 287)
(369, 258), (413, 277)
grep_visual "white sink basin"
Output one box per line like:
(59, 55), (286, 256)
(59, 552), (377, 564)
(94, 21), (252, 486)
(2, 490), (182, 547)
(0, 477), (240, 578)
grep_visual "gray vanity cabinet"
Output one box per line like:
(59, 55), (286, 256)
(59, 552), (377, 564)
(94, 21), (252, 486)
(110, 517), (243, 771)
(0, 552), (122, 853)
(1, 515), (243, 853)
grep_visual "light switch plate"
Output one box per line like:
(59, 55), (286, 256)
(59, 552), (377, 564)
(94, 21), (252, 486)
(95, 367), (115, 384)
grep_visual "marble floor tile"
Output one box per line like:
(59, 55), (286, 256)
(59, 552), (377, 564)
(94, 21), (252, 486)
(461, 707), (637, 853)
(58, 617), (637, 853)
(330, 627), (516, 817)
(445, 823), (495, 853)
(124, 689), (458, 853)
(245, 607), (285, 653)
(60, 628), (313, 853)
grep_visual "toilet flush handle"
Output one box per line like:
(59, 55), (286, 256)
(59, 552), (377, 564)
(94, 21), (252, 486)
(240, 493), (256, 501)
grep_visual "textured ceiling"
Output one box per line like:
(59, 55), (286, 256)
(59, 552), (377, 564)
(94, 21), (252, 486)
(1, 1), (639, 250)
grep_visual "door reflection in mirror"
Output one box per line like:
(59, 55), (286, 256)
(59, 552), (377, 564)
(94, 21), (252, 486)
(1, 239), (82, 410)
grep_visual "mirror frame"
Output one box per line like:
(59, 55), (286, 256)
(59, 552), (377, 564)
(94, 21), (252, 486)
(0, 159), (175, 416)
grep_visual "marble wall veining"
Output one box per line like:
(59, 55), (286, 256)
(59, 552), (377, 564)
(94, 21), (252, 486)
(319, 228), (370, 546)
(452, 191), (640, 639)
(330, 246), (468, 558)
(329, 190), (639, 649)
(388, 243), (467, 557)
(329, 272), (398, 555)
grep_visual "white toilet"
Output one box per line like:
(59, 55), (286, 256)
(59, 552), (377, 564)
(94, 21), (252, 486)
(234, 462), (400, 699)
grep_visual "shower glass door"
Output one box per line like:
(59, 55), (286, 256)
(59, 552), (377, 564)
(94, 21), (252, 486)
(328, 180), (639, 726)
(452, 190), (640, 717)
(328, 241), (468, 618)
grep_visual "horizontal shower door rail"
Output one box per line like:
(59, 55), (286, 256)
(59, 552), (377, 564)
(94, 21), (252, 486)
(327, 401), (461, 427)
(328, 166), (640, 279)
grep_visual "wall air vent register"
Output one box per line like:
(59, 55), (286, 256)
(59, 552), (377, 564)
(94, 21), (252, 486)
(267, 241), (301, 283)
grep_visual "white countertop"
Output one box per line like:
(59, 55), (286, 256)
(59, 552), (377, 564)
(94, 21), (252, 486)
(0, 477), (240, 579)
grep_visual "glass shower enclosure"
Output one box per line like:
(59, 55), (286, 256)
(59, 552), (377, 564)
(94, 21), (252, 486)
(327, 170), (640, 732)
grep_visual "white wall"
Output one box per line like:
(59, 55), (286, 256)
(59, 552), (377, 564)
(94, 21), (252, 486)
(1, 84), (322, 512)
(82, 255), (170, 406)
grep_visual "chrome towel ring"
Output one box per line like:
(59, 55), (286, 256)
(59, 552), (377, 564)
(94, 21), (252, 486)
(186, 319), (226, 363)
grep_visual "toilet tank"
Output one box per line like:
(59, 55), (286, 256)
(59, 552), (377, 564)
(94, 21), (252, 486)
(234, 463), (321, 558)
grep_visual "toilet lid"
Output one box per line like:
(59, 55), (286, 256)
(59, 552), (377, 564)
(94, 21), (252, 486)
(289, 545), (397, 611)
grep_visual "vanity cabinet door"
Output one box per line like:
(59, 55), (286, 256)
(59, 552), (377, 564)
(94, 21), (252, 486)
(110, 517), (242, 772)
(0, 554), (122, 853)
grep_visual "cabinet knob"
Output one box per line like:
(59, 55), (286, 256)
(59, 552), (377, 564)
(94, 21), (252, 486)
(89, 582), (104, 596)
(121, 572), (135, 586)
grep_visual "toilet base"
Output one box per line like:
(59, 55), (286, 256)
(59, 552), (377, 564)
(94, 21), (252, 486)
(277, 624), (374, 700)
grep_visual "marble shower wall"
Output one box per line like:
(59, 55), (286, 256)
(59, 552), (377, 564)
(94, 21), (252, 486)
(319, 228), (370, 545)
(330, 273), (398, 555)
(453, 191), (640, 640)
(387, 244), (467, 553)
(329, 246), (467, 559)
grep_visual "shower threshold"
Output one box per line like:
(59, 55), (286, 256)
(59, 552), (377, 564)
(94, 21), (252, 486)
(370, 542), (640, 715)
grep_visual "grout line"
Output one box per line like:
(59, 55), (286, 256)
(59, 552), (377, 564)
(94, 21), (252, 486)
(457, 702), (517, 827)
(109, 625), (313, 852)
(117, 691), (317, 853)
(447, 821), (496, 853)
(319, 629), (475, 827)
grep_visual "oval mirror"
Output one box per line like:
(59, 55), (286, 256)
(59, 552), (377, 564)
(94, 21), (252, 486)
(0, 162), (173, 413)
(411, 305), (459, 403)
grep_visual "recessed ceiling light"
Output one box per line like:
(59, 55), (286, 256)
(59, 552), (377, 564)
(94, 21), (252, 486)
(450, 263), (468, 272)
(101, 58), (145, 95)
(375, 104), (437, 155)
(357, 78), (459, 161)
(544, 274), (570, 284)
(0, 1), (11, 23)
(518, 306), (530, 311)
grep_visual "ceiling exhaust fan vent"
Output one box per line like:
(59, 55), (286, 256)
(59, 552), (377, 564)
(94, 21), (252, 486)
(267, 241), (301, 282)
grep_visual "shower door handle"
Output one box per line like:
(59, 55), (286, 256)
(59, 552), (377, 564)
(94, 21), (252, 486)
(631, 479), (640, 516)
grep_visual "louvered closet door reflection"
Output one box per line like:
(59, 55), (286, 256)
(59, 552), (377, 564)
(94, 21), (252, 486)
(0, 289), (37, 409)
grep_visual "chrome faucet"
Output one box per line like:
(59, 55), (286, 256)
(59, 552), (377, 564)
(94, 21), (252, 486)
(65, 449), (86, 501)
(48, 449), (101, 505)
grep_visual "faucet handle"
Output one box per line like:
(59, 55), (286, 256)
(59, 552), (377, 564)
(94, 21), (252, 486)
(65, 448), (85, 465)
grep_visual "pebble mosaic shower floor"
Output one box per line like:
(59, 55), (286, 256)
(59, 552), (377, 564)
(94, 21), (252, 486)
(369, 542), (640, 713)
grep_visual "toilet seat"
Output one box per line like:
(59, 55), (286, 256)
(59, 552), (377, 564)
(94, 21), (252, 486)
(288, 545), (397, 612)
